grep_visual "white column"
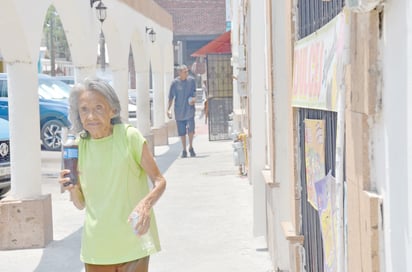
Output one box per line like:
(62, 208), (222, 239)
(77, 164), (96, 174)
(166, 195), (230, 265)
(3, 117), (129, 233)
(111, 68), (129, 122)
(7, 63), (41, 199)
(74, 66), (96, 82)
(164, 72), (174, 118)
(135, 71), (151, 136)
(164, 72), (173, 103)
(249, 0), (267, 237)
(231, 0), (242, 133)
(408, 1), (412, 271)
(152, 72), (165, 128)
(162, 42), (175, 117)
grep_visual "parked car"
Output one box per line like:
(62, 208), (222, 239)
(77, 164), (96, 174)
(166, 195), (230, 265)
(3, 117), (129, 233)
(54, 75), (75, 87)
(128, 89), (153, 105)
(0, 73), (71, 151)
(128, 89), (153, 119)
(0, 118), (11, 196)
(103, 82), (140, 119)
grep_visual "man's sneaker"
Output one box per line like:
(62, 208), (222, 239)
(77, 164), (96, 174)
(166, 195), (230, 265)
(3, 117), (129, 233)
(189, 148), (196, 157)
(181, 150), (188, 158)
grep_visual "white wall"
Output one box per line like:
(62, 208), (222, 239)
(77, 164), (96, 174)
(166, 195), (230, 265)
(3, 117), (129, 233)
(270, 1), (293, 269)
(407, 1), (412, 269)
(374, 0), (410, 271)
(248, 0), (268, 238)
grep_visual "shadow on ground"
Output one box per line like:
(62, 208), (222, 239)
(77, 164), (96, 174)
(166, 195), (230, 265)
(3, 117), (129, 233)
(155, 138), (183, 174)
(34, 228), (83, 272)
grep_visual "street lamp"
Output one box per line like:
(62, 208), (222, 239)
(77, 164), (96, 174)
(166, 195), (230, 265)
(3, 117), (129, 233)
(91, 0), (108, 71)
(90, 0), (107, 24)
(145, 27), (156, 43)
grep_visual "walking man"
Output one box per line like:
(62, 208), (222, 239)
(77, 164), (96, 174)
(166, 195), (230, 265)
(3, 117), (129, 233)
(167, 65), (197, 158)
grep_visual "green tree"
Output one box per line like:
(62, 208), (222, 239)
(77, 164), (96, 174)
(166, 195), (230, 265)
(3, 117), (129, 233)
(42, 6), (71, 62)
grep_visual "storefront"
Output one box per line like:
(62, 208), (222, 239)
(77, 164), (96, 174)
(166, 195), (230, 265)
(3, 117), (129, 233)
(292, 10), (347, 271)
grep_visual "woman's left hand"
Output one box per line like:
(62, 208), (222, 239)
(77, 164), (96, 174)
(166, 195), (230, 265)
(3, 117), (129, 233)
(129, 201), (151, 236)
(130, 142), (166, 236)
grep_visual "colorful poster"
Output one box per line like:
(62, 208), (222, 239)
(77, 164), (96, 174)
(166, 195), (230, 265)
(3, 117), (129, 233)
(292, 12), (347, 111)
(315, 173), (337, 272)
(304, 119), (325, 209)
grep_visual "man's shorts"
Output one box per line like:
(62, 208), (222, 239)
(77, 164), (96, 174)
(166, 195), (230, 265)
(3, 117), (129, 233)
(176, 118), (195, 136)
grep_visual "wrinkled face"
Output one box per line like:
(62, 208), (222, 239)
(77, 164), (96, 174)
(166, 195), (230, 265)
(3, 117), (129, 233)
(78, 90), (116, 139)
(179, 67), (189, 80)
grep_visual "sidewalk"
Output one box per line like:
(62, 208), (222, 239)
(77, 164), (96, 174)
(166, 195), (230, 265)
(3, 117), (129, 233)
(0, 119), (273, 272)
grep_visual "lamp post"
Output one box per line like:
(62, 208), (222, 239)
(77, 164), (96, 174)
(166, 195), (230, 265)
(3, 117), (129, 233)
(99, 32), (105, 71)
(145, 27), (156, 43)
(93, 1), (107, 23)
(91, 0), (108, 71)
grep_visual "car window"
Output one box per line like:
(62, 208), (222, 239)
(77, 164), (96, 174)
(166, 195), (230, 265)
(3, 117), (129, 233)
(0, 79), (8, 98)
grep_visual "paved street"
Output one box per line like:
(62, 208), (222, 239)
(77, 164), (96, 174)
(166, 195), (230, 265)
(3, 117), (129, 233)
(0, 119), (273, 272)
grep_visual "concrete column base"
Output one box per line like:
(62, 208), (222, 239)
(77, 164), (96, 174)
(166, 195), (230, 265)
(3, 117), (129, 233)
(152, 125), (168, 146)
(167, 120), (178, 137)
(0, 194), (53, 250)
(145, 133), (155, 156)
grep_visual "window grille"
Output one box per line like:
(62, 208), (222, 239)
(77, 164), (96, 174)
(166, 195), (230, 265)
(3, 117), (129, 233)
(298, 108), (337, 272)
(297, 0), (345, 39)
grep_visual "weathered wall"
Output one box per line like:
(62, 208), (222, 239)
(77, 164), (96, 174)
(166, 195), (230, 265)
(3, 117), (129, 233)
(346, 10), (381, 271)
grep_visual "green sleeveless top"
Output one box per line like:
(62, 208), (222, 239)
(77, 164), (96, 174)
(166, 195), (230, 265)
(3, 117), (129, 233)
(78, 124), (161, 265)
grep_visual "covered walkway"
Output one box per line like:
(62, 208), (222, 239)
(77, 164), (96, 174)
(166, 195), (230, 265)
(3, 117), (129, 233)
(0, 0), (173, 248)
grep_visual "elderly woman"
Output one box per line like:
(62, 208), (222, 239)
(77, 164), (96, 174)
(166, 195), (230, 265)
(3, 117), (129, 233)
(59, 78), (166, 272)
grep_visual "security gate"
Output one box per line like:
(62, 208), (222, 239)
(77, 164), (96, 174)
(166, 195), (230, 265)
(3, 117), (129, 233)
(298, 108), (337, 272)
(297, 0), (345, 39)
(206, 54), (233, 141)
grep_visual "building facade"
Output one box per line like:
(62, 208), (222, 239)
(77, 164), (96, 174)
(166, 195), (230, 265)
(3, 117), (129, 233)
(153, 0), (227, 78)
(231, 0), (412, 271)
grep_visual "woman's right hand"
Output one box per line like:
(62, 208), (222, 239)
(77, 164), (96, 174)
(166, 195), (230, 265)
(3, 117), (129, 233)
(59, 169), (85, 209)
(59, 169), (74, 191)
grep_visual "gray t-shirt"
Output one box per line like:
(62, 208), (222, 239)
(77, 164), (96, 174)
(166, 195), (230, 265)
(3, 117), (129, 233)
(169, 76), (196, 121)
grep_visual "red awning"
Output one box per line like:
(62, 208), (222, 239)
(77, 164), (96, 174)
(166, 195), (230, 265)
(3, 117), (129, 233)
(191, 31), (231, 57)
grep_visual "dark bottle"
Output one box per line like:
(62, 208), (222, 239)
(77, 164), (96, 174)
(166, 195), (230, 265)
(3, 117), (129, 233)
(62, 134), (78, 186)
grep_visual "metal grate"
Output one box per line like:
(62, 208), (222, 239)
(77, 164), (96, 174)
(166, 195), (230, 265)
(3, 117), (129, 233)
(206, 54), (233, 98)
(208, 97), (233, 141)
(206, 53), (233, 141)
(297, 0), (345, 39)
(298, 108), (337, 272)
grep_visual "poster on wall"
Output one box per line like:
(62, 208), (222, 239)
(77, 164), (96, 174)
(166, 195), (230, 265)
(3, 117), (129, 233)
(304, 119), (326, 209)
(292, 12), (347, 111)
(315, 172), (338, 272)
